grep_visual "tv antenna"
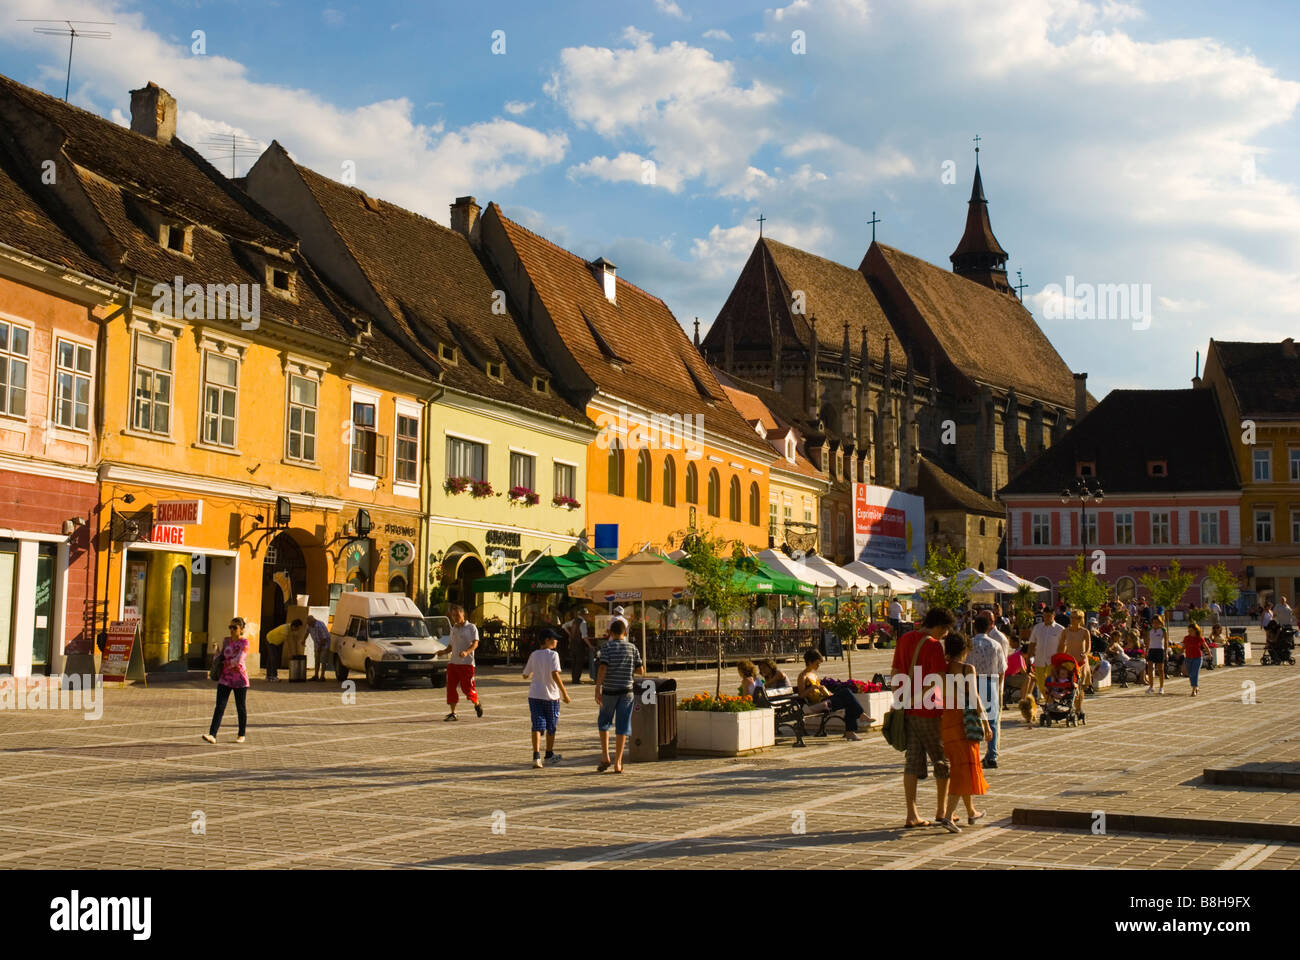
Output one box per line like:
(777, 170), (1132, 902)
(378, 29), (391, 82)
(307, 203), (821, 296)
(202, 133), (262, 177)
(18, 20), (115, 101)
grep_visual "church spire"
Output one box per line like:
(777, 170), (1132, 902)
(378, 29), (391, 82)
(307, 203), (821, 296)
(950, 140), (1013, 295)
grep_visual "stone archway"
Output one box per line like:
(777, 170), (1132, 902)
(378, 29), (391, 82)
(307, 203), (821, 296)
(261, 530), (308, 638)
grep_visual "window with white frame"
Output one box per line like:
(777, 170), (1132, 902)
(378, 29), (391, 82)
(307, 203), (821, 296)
(1255, 509), (1273, 543)
(1292, 510), (1300, 544)
(132, 332), (172, 435)
(804, 499), (813, 524)
(1115, 512), (1134, 545)
(1031, 512), (1050, 545)
(286, 375), (318, 463)
(510, 451), (536, 491)
(1081, 512), (1098, 546)
(201, 352), (239, 448)
(447, 435), (485, 481)
(1254, 448), (1272, 481)
(54, 338), (93, 431)
(1199, 511), (1219, 545)
(1290, 449), (1300, 482)
(0, 320), (31, 419)
(395, 413), (420, 485)
(769, 499), (778, 539)
(1150, 511), (1170, 545)
(554, 461), (576, 500)
(351, 400), (384, 477)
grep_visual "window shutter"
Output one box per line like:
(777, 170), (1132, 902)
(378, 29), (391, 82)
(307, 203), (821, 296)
(375, 433), (388, 478)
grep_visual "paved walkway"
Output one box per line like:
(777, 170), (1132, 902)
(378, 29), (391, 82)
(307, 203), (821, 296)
(1, 649), (1298, 869)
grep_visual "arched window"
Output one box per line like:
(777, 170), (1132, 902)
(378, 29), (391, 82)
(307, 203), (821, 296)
(707, 469), (720, 517)
(728, 476), (741, 521)
(607, 437), (624, 496)
(979, 518), (986, 536)
(685, 462), (698, 504)
(998, 521), (1004, 538)
(1034, 577), (1054, 606)
(1115, 576), (1136, 601)
(662, 456), (677, 507)
(636, 449), (652, 502)
(749, 482), (761, 526)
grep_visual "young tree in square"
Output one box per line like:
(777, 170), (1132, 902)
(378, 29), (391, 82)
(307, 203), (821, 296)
(679, 529), (748, 697)
(1139, 559), (1195, 619)
(1205, 562), (1242, 608)
(914, 544), (972, 616)
(1057, 554), (1109, 615)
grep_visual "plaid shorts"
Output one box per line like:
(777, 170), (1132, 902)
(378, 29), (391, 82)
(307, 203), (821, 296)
(903, 715), (949, 779)
(528, 698), (561, 734)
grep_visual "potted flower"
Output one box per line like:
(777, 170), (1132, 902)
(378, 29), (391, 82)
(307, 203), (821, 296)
(552, 495), (582, 510)
(444, 476), (470, 495)
(470, 480), (494, 499)
(508, 485), (539, 505)
(677, 692), (773, 756)
(822, 677), (889, 729)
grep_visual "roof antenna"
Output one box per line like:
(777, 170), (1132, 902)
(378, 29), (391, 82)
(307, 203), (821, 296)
(202, 133), (262, 177)
(19, 20), (114, 101)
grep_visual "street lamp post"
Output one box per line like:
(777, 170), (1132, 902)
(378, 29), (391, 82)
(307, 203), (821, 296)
(1061, 475), (1104, 569)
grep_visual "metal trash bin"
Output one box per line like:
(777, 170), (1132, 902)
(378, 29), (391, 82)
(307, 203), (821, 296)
(629, 676), (678, 762)
(289, 655), (307, 683)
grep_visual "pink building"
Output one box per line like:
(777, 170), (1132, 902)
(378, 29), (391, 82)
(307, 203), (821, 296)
(1000, 389), (1242, 607)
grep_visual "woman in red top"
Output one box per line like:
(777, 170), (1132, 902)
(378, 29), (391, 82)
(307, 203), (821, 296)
(1183, 622), (1207, 696)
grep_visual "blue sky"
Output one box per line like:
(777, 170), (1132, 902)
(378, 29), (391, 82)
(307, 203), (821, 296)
(2, 0), (1297, 398)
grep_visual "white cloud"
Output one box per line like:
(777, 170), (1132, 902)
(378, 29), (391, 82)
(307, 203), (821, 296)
(0, 0), (568, 224)
(503, 100), (534, 115)
(322, 8), (344, 27)
(569, 152), (682, 191)
(655, 0), (689, 20)
(703, 29), (732, 41)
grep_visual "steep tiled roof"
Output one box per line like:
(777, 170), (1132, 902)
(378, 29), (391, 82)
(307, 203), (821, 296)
(287, 162), (588, 424)
(910, 458), (1002, 515)
(706, 238), (894, 361)
(1000, 389), (1240, 496)
(868, 243), (1077, 408)
(1209, 340), (1300, 417)
(488, 205), (765, 450)
(721, 384), (823, 480)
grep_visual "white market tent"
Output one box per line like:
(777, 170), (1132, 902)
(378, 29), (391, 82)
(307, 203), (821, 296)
(757, 549), (837, 590)
(989, 568), (1049, 592)
(949, 566), (1017, 594)
(803, 554), (878, 593)
(884, 568), (931, 592)
(844, 560), (917, 593)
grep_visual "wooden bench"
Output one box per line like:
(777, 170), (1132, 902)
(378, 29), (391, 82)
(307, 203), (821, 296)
(756, 686), (844, 747)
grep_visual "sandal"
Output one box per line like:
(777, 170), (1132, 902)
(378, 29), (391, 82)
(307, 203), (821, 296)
(596, 760), (612, 772)
(968, 811), (985, 825)
(937, 817), (962, 834)
(903, 820), (932, 829)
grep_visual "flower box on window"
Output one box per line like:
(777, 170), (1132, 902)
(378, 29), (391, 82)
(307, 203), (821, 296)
(444, 476), (471, 495)
(470, 480), (495, 499)
(552, 495), (582, 510)
(508, 485), (539, 505)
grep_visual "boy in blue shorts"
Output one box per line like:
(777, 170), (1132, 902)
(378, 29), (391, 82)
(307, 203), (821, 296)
(522, 629), (571, 768)
(595, 619), (644, 773)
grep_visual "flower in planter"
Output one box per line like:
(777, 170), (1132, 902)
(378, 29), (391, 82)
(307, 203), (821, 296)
(444, 476), (470, 495)
(470, 480), (495, 499)
(677, 692), (757, 712)
(821, 677), (882, 694)
(552, 495), (582, 510)
(508, 485), (539, 505)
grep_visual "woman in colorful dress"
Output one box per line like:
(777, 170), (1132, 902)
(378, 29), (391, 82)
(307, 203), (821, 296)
(204, 617), (250, 743)
(939, 632), (991, 833)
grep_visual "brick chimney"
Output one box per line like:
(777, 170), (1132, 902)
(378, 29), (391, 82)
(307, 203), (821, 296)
(450, 196), (480, 238)
(1073, 372), (1087, 418)
(129, 83), (177, 142)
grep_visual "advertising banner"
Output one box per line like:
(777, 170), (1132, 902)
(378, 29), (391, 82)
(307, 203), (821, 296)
(853, 484), (925, 571)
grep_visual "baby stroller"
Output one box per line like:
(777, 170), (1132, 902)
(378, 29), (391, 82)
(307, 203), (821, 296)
(1261, 625), (1297, 666)
(1040, 653), (1086, 727)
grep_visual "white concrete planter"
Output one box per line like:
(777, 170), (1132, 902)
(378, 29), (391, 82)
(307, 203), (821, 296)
(1213, 646), (1226, 667)
(1242, 641), (1253, 662)
(677, 707), (774, 756)
(1092, 669), (1111, 691)
(854, 691), (892, 729)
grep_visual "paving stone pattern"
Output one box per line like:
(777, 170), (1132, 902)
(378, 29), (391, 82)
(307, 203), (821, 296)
(1, 649), (1298, 869)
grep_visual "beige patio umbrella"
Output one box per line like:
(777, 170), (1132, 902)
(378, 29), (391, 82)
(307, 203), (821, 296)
(567, 552), (690, 661)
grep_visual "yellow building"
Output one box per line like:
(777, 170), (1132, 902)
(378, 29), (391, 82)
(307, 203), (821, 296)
(477, 204), (775, 557)
(244, 157), (598, 622)
(1200, 339), (1299, 607)
(3, 78), (439, 667)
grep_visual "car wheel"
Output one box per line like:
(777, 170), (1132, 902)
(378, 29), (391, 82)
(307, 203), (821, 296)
(335, 656), (348, 683)
(365, 660), (380, 688)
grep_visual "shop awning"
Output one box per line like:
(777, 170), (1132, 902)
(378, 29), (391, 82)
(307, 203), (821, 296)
(473, 550), (609, 594)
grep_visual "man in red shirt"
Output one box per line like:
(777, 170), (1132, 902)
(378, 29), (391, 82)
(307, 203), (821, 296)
(891, 607), (956, 829)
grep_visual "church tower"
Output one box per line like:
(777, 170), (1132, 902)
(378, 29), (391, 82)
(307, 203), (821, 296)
(950, 144), (1013, 295)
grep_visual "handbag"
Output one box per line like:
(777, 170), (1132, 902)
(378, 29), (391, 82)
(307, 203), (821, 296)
(882, 634), (929, 751)
(963, 673), (985, 741)
(209, 642), (225, 682)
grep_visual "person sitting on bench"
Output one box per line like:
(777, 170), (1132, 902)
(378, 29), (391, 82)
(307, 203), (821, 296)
(797, 648), (868, 742)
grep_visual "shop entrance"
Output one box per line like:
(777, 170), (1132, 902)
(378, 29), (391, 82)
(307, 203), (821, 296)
(0, 539), (15, 669)
(31, 544), (55, 671)
(452, 555), (485, 619)
(261, 532), (307, 636)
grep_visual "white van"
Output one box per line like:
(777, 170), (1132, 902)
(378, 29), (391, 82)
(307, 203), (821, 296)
(331, 592), (449, 688)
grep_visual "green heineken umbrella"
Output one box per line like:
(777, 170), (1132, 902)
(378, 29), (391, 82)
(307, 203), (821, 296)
(473, 550), (608, 594)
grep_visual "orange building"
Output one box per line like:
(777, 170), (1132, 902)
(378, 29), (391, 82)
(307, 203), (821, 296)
(476, 204), (773, 557)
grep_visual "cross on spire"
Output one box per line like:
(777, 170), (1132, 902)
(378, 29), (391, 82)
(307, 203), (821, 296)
(868, 210), (881, 242)
(973, 133), (981, 157)
(755, 213), (766, 237)
(1014, 269), (1027, 301)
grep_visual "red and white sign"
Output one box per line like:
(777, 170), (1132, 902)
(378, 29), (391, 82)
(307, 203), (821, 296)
(148, 524), (186, 546)
(101, 620), (138, 683)
(853, 484), (925, 569)
(156, 500), (203, 524)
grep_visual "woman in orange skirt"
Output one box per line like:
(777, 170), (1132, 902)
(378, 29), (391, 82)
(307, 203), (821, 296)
(939, 632), (991, 833)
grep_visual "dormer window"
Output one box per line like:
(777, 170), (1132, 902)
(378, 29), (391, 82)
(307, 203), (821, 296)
(267, 266), (296, 299)
(532, 376), (549, 395)
(785, 436), (796, 463)
(160, 223), (191, 255)
(485, 361), (503, 381)
(1148, 460), (1167, 477)
(1076, 460), (1096, 477)
(438, 343), (458, 365)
